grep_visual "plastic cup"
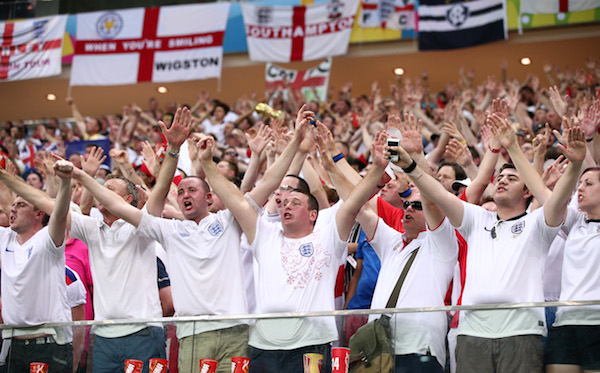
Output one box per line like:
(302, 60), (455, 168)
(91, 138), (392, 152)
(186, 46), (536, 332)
(331, 347), (350, 373)
(124, 359), (144, 373)
(149, 358), (169, 373)
(30, 362), (48, 373)
(199, 358), (218, 373)
(231, 356), (250, 373)
(303, 353), (323, 373)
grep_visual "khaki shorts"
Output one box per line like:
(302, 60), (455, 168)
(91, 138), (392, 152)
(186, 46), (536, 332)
(456, 334), (543, 373)
(178, 324), (250, 373)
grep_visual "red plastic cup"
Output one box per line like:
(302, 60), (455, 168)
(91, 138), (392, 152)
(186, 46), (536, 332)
(199, 358), (218, 373)
(303, 353), (323, 373)
(124, 359), (144, 373)
(331, 347), (350, 373)
(149, 358), (169, 373)
(30, 362), (49, 373)
(231, 356), (250, 373)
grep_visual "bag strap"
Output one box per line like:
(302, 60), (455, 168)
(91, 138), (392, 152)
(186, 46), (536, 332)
(385, 247), (420, 309)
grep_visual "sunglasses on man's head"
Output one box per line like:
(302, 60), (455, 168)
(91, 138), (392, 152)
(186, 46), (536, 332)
(403, 201), (423, 211)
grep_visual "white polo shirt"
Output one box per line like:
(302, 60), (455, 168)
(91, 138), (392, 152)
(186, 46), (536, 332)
(249, 214), (347, 350)
(554, 208), (600, 326)
(137, 210), (248, 339)
(456, 202), (560, 338)
(368, 218), (458, 367)
(70, 212), (162, 338)
(0, 227), (71, 344)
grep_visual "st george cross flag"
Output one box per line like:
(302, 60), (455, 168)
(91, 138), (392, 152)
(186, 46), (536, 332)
(70, 3), (230, 86)
(521, 0), (600, 14)
(360, 0), (416, 30)
(265, 58), (331, 101)
(418, 0), (507, 51)
(241, 0), (360, 62)
(0, 15), (67, 82)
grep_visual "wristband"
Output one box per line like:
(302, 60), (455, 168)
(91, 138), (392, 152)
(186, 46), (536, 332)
(332, 153), (344, 162)
(586, 138), (594, 142)
(490, 148), (501, 153)
(167, 149), (180, 158)
(402, 160), (417, 173)
(399, 187), (412, 198)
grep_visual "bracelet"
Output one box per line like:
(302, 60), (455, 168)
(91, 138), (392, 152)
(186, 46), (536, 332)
(167, 149), (180, 158)
(399, 187), (412, 198)
(332, 153), (344, 163)
(402, 160), (417, 173)
(490, 148), (501, 153)
(407, 169), (425, 181)
(586, 138), (594, 142)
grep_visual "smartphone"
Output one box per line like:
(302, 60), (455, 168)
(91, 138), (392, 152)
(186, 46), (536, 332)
(387, 138), (399, 162)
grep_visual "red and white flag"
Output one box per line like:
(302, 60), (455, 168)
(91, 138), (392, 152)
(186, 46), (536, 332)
(0, 15), (66, 81)
(242, 0), (360, 62)
(360, 0), (416, 29)
(266, 58), (331, 101)
(521, 0), (600, 13)
(70, 3), (230, 86)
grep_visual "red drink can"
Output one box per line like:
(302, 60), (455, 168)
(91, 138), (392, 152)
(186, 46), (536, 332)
(149, 358), (169, 373)
(303, 353), (323, 373)
(30, 362), (49, 373)
(199, 358), (218, 373)
(331, 347), (350, 373)
(231, 356), (250, 373)
(124, 359), (144, 373)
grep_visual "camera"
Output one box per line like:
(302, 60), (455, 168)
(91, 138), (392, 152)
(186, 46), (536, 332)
(387, 138), (399, 162)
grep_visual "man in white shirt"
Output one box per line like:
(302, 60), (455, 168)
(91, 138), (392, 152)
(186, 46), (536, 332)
(0, 160), (72, 372)
(325, 132), (457, 372)
(386, 112), (585, 373)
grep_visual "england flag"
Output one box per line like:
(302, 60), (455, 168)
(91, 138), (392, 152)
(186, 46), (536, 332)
(242, 0), (360, 62)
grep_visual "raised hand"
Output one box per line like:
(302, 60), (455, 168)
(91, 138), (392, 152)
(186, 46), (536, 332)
(315, 134), (335, 172)
(441, 121), (467, 144)
(548, 85), (568, 117)
(246, 123), (274, 155)
(487, 113), (517, 148)
(384, 142), (412, 169)
(316, 121), (339, 155)
(82, 146), (107, 177)
(141, 141), (160, 177)
(372, 131), (389, 169)
(541, 156), (568, 190)
(557, 124), (586, 163)
(159, 107), (193, 148)
(577, 99), (600, 139)
(54, 160), (74, 179)
(196, 137), (215, 163)
(392, 113), (423, 155)
(109, 148), (129, 164)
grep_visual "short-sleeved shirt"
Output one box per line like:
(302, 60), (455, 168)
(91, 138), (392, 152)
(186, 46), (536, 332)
(137, 210), (248, 339)
(0, 227), (71, 344)
(456, 202), (560, 338)
(69, 212), (162, 338)
(347, 230), (380, 310)
(249, 213), (347, 350)
(554, 207), (600, 326)
(368, 218), (458, 366)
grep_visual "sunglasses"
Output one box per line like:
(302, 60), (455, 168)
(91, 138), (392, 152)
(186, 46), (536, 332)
(403, 200), (423, 211)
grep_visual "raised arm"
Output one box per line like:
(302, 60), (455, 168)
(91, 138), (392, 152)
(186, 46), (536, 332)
(50, 160), (74, 247)
(543, 125), (586, 226)
(0, 169), (55, 215)
(240, 124), (273, 194)
(337, 133), (389, 241)
(146, 107), (193, 216)
(197, 137), (259, 243)
(488, 113), (551, 204)
(248, 105), (312, 206)
(72, 167), (143, 227)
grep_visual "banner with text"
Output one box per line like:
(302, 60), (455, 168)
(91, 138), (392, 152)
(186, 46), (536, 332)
(0, 15), (67, 82)
(265, 58), (331, 101)
(70, 3), (230, 86)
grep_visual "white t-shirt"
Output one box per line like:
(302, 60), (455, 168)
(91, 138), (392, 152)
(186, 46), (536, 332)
(69, 212), (162, 338)
(456, 202), (560, 338)
(368, 218), (458, 367)
(249, 214), (347, 350)
(137, 210), (248, 339)
(554, 208), (600, 326)
(0, 227), (71, 344)
(66, 265), (87, 308)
